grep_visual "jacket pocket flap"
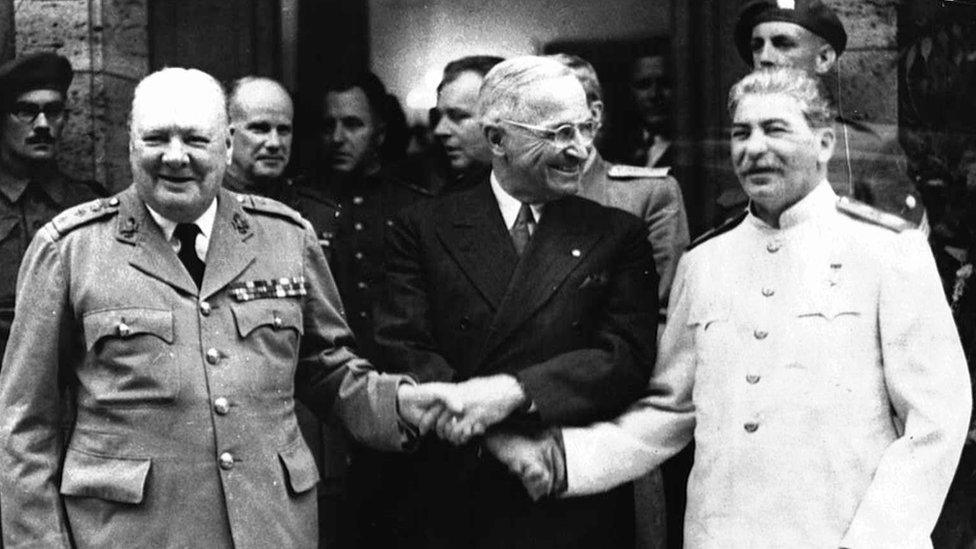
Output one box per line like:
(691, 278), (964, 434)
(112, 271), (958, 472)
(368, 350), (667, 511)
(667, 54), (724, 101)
(278, 441), (321, 494)
(60, 449), (151, 504)
(686, 298), (729, 328)
(232, 301), (304, 339)
(82, 308), (174, 350)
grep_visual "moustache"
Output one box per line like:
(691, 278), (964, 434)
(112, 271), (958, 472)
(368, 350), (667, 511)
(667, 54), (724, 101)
(26, 133), (55, 145)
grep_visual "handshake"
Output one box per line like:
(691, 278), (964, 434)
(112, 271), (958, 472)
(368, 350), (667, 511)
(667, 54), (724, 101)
(397, 374), (566, 500)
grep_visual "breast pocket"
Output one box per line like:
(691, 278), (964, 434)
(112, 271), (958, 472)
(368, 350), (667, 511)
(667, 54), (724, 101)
(232, 300), (304, 364)
(82, 308), (177, 405)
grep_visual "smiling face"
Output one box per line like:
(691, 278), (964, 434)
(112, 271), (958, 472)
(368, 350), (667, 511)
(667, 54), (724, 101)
(130, 70), (230, 223)
(489, 75), (591, 203)
(434, 70), (492, 172)
(731, 92), (833, 224)
(228, 80), (293, 183)
(1, 89), (66, 168)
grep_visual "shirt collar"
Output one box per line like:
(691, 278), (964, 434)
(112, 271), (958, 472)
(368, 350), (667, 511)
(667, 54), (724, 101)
(0, 167), (65, 205)
(146, 197), (218, 244)
(489, 171), (544, 229)
(747, 180), (835, 230)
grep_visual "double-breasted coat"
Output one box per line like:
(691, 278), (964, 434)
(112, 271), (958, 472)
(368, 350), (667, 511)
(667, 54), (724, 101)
(0, 187), (406, 549)
(373, 180), (659, 548)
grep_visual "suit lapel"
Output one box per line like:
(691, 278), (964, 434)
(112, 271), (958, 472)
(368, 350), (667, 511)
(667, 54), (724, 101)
(200, 190), (256, 300)
(484, 197), (602, 355)
(435, 183), (518, 309)
(117, 187), (198, 296)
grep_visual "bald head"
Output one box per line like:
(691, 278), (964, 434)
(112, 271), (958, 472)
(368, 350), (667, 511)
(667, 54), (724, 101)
(226, 77), (294, 183)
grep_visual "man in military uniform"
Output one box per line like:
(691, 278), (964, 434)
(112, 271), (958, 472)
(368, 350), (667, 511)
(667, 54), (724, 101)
(0, 52), (105, 358)
(731, 0), (924, 225)
(493, 68), (972, 548)
(0, 67), (449, 549)
(222, 75), (349, 549)
(319, 71), (432, 362)
(431, 55), (504, 194)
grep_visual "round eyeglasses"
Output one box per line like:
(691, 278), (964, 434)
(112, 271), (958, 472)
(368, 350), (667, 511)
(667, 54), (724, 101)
(10, 101), (66, 124)
(500, 118), (597, 148)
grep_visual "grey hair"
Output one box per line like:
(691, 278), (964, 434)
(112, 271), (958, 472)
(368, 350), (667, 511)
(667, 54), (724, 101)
(477, 55), (576, 125)
(548, 53), (602, 105)
(727, 67), (834, 128)
(130, 67), (228, 133)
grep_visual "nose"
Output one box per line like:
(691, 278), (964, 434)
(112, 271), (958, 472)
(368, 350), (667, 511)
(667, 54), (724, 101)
(755, 42), (779, 68)
(162, 136), (189, 167)
(564, 133), (590, 161)
(433, 116), (451, 138)
(330, 124), (345, 145)
(33, 111), (51, 129)
(266, 130), (282, 151)
(741, 130), (769, 159)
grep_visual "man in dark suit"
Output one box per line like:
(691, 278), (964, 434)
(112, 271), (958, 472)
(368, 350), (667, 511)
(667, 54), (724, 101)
(374, 55), (658, 549)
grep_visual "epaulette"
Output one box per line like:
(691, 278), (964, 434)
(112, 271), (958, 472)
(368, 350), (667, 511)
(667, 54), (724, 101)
(687, 209), (747, 251)
(608, 164), (670, 179)
(50, 196), (120, 238)
(234, 193), (306, 227)
(836, 196), (914, 233)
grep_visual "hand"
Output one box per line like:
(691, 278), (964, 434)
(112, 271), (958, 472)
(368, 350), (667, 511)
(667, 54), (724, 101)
(396, 382), (464, 436)
(434, 375), (528, 445)
(484, 429), (565, 501)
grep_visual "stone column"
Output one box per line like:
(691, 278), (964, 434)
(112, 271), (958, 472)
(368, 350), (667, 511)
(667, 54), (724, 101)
(16, 0), (149, 191)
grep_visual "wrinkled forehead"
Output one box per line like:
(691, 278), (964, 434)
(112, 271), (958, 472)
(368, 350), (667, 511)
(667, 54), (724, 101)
(506, 76), (589, 124)
(131, 94), (227, 136)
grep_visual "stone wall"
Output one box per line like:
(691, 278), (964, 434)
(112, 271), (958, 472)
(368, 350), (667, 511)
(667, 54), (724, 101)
(16, 0), (149, 191)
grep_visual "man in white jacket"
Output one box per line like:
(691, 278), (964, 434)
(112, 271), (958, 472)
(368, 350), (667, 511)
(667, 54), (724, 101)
(490, 67), (972, 548)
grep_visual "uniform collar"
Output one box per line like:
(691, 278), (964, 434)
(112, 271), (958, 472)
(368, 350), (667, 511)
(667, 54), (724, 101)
(747, 179), (835, 231)
(489, 171), (545, 229)
(145, 197), (218, 247)
(0, 164), (66, 204)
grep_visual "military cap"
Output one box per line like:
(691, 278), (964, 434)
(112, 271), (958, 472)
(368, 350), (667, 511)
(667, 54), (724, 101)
(0, 52), (73, 109)
(734, 0), (847, 65)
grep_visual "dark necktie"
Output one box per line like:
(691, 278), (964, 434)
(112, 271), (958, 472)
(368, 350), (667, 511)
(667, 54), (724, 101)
(174, 223), (205, 288)
(510, 203), (536, 256)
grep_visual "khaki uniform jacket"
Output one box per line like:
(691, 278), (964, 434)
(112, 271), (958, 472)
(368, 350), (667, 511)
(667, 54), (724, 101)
(577, 152), (689, 314)
(0, 187), (406, 549)
(563, 182), (971, 548)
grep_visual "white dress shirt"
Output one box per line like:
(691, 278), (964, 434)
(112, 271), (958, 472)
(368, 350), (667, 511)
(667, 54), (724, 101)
(490, 171), (544, 230)
(145, 197), (218, 262)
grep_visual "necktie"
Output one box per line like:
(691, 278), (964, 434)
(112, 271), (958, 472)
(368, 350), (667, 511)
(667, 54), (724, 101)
(510, 203), (536, 256)
(174, 223), (205, 288)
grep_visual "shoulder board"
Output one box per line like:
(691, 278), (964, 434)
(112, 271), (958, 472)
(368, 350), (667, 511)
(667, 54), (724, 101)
(687, 209), (747, 251)
(235, 193), (306, 227)
(836, 196), (914, 233)
(50, 197), (120, 238)
(608, 164), (670, 179)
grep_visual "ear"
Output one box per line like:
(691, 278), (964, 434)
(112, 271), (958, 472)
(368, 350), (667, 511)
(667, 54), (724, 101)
(225, 129), (234, 165)
(484, 124), (506, 156)
(814, 45), (837, 75)
(590, 100), (605, 125)
(816, 125), (835, 165)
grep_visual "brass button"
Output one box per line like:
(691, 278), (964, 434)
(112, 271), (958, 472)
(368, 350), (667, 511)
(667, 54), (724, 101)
(744, 422), (759, 433)
(214, 397), (230, 415)
(746, 374), (761, 384)
(199, 301), (212, 316)
(218, 452), (235, 470)
(761, 288), (774, 297)
(354, 222), (364, 231)
(753, 330), (768, 340)
(354, 252), (364, 260)
(358, 311), (368, 319)
(766, 241), (781, 253)
(385, 219), (394, 227)
(108, 197), (120, 206)
(205, 348), (220, 365)
(116, 322), (131, 337)
(273, 316), (283, 329)
(356, 281), (368, 290)
(352, 196), (364, 205)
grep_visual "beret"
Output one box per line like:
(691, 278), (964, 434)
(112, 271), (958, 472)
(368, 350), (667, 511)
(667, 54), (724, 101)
(734, 0), (847, 66)
(0, 52), (73, 107)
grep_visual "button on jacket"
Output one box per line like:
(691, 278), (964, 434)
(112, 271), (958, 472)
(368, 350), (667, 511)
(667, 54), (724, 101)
(0, 186), (406, 549)
(563, 182), (971, 549)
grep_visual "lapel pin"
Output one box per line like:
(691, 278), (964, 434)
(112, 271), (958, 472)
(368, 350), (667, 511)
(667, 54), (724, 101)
(232, 212), (250, 234)
(571, 249), (581, 258)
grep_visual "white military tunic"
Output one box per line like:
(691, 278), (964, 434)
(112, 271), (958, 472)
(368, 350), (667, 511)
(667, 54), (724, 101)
(563, 181), (971, 549)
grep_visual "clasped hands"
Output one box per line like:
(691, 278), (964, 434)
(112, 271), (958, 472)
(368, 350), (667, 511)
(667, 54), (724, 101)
(397, 374), (564, 500)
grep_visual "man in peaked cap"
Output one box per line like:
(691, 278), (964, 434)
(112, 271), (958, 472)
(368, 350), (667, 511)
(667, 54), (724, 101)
(727, 0), (925, 228)
(0, 52), (105, 360)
